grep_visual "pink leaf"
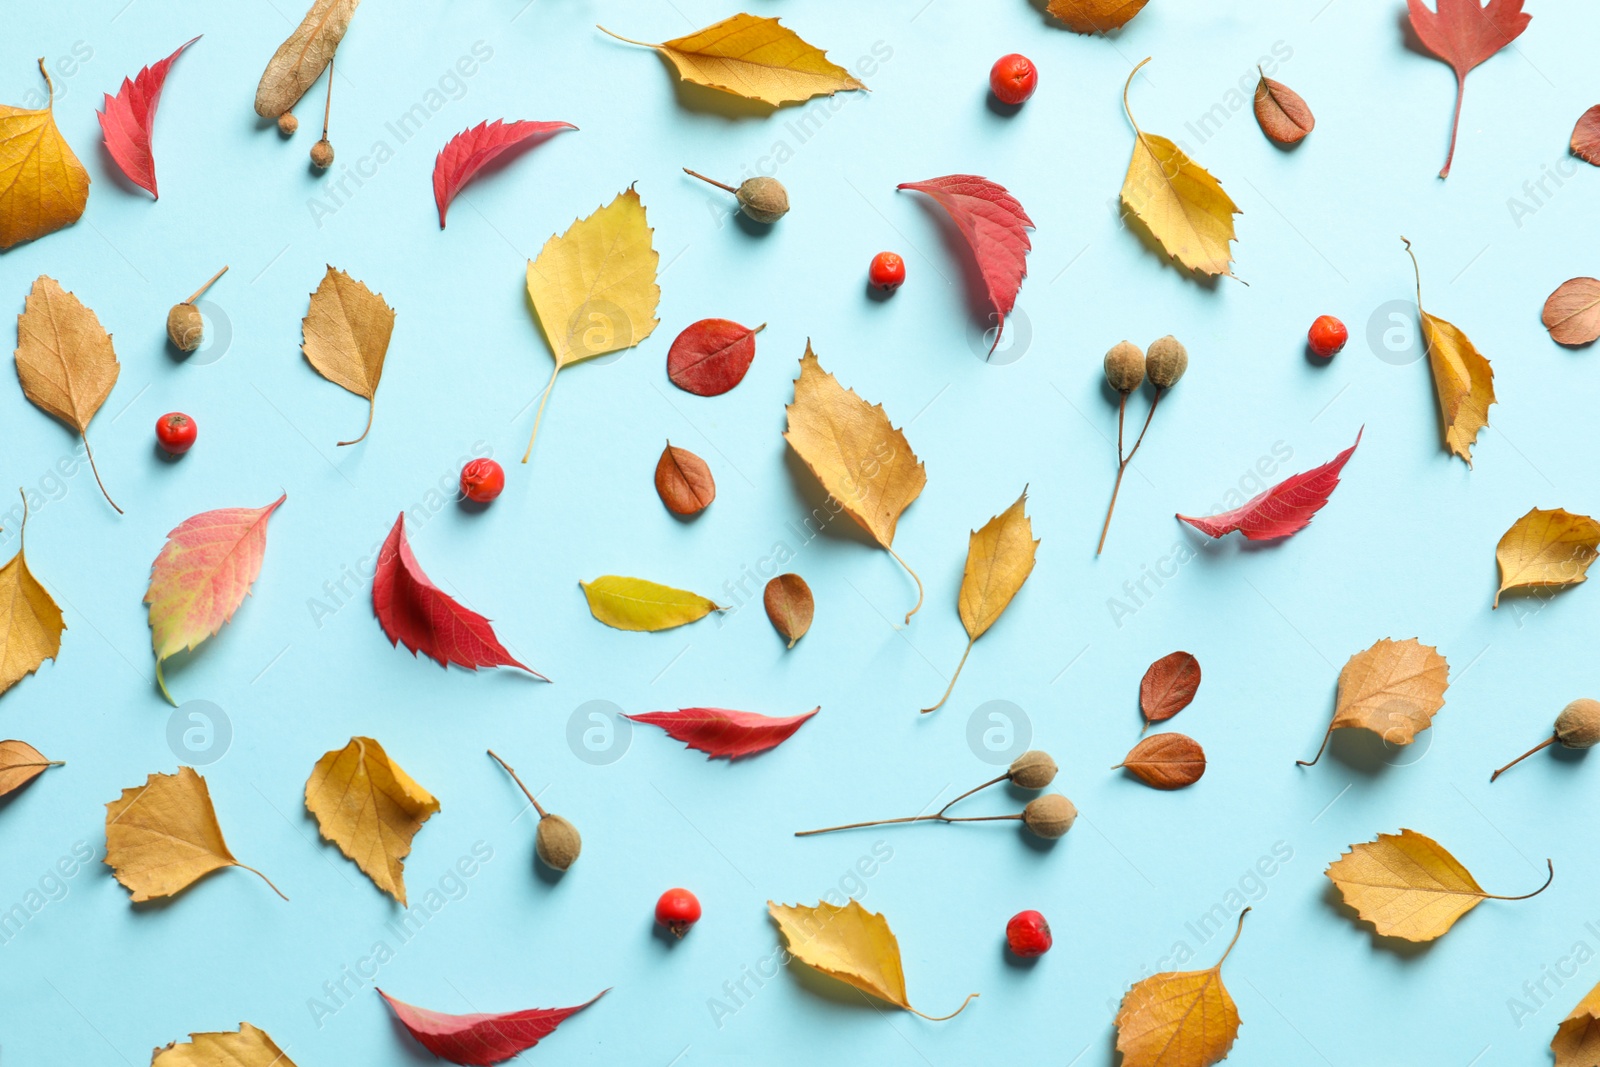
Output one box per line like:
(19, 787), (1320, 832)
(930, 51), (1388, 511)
(1177, 429), (1363, 541)
(896, 175), (1033, 353)
(379, 988), (604, 1066)
(96, 36), (200, 199)
(625, 706), (819, 759)
(371, 513), (544, 677)
(433, 120), (576, 228)
(1405, 0), (1530, 178)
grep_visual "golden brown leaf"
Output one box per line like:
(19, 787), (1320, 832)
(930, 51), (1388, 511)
(764, 573), (813, 648)
(924, 490), (1037, 713)
(254, 0), (360, 118)
(1543, 277), (1600, 346)
(305, 736), (439, 904)
(104, 767), (285, 903)
(0, 493), (64, 698)
(1553, 979), (1600, 1067)
(1405, 238), (1495, 465)
(151, 1022), (297, 1067)
(654, 441), (715, 515)
(0, 60), (89, 250)
(301, 266), (395, 446)
(784, 342), (927, 620)
(1326, 829), (1552, 942)
(1046, 0), (1150, 33)
(1115, 732), (1206, 789)
(1300, 637), (1449, 766)
(768, 899), (976, 1019)
(1115, 909), (1248, 1067)
(0, 740), (62, 797)
(1495, 507), (1600, 608)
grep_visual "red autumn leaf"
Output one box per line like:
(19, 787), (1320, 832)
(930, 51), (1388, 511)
(1115, 733), (1206, 790)
(1178, 428), (1363, 541)
(1543, 277), (1600, 346)
(433, 120), (576, 228)
(624, 706), (819, 759)
(1571, 106), (1600, 166)
(379, 988), (604, 1066)
(1253, 71), (1315, 144)
(1405, 0), (1531, 178)
(96, 36), (200, 199)
(654, 441), (715, 515)
(1140, 652), (1201, 727)
(667, 319), (765, 396)
(896, 175), (1033, 354)
(372, 513), (544, 677)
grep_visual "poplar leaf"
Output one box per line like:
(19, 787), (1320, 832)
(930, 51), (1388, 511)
(305, 736), (439, 905)
(579, 576), (722, 632)
(254, 0), (360, 118)
(0, 60), (90, 250)
(1326, 829), (1552, 942)
(1553, 980), (1600, 1067)
(1494, 507), (1600, 608)
(768, 900), (977, 1019)
(301, 266), (395, 446)
(0, 740), (63, 798)
(1115, 910), (1249, 1067)
(599, 15), (867, 107)
(1301, 638), (1449, 766)
(151, 1023), (297, 1067)
(1046, 0), (1150, 33)
(0, 495), (64, 699)
(1405, 238), (1494, 465)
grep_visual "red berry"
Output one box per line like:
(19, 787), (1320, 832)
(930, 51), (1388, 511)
(1307, 315), (1348, 359)
(459, 458), (505, 503)
(655, 887), (701, 938)
(155, 412), (197, 455)
(1005, 909), (1052, 958)
(989, 54), (1038, 106)
(868, 251), (906, 291)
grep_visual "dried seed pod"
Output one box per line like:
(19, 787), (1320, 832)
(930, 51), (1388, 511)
(1008, 750), (1057, 789)
(535, 814), (582, 871)
(311, 138), (335, 169)
(684, 168), (789, 224)
(166, 266), (228, 352)
(1103, 341), (1145, 394)
(1146, 335), (1188, 389)
(1491, 699), (1600, 781)
(277, 112), (299, 136)
(1022, 794), (1076, 838)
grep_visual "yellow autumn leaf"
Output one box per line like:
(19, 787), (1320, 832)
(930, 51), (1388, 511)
(152, 1022), (297, 1067)
(599, 15), (866, 108)
(1326, 829), (1552, 942)
(104, 766), (286, 903)
(768, 899), (976, 1019)
(923, 489), (1038, 714)
(14, 276), (121, 512)
(0, 60), (89, 251)
(305, 736), (439, 905)
(1048, 0), (1151, 33)
(580, 575), (722, 632)
(0, 740), (63, 798)
(1115, 910), (1249, 1067)
(1403, 238), (1495, 465)
(254, 0), (360, 118)
(1553, 979), (1600, 1067)
(1494, 507), (1600, 609)
(523, 187), (660, 462)
(301, 265), (395, 446)
(0, 493), (64, 698)
(1300, 637), (1448, 766)
(1120, 58), (1240, 278)
(784, 342), (927, 621)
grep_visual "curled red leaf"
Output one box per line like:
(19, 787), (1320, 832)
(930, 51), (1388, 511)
(1177, 428), (1362, 542)
(97, 36), (200, 199)
(1140, 652), (1201, 727)
(379, 988), (604, 1066)
(667, 319), (765, 396)
(1116, 733), (1206, 789)
(624, 706), (819, 759)
(1543, 278), (1600, 346)
(1405, 0), (1531, 178)
(433, 120), (576, 228)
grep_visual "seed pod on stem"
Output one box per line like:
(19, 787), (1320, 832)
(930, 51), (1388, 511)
(1097, 335), (1188, 554)
(166, 266), (228, 352)
(794, 753), (1069, 838)
(684, 168), (789, 224)
(310, 58), (336, 170)
(1491, 699), (1600, 782)
(487, 749), (582, 871)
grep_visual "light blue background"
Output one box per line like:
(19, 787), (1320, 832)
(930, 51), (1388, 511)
(2, 0), (1597, 1063)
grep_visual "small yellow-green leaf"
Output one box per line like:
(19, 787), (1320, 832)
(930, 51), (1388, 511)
(580, 576), (722, 632)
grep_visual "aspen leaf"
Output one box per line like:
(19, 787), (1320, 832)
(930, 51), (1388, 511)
(1115, 910), (1248, 1067)
(598, 15), (866, 108)
(1046, 0), (1150, 33)
(301, 266), (395, 446)
(1115, 732), (1205, 789)
(104, 767), (285, 903)
(254, 0), (360, 118)
(1405, 238), (1494, 465)
(15, 276), (121, 512)
(0, 740), (63, 798)
(784, 342), (927, 621)
(1120, 59), (1240, 278)
(305, 736), (439, 905)
(0, 60), (89, 250)
(768, 899), (977, 1019)
(152, 1023), (297, 1067)
(1326, 829), (1552, 942)
(1553, 979), (1600, 1067)
(523, 187), (660, 462)
(580, 576), (722, 632)
(1542, 277), (1600, 346)
(1494, 507), (1600, 609)
(0, 493), (64, 699)
(764, 573), (813, 648)
(924, 490), (1037, 713)
(1300, 637), (1449, 766)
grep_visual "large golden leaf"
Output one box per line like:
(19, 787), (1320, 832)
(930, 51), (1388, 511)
(0, 61), (89, 250)
(1326, 829), (1552, 942)
(1115, 910), (1248, 1067)
(152, 1022), (297, 1067)
(0, 494), (64, 698)
(1120, 59), (1239, 277)
(768, 900), (976, 1019)
(784, 342), (927, 620)
(523, 187), (660, 462)
(1047, 0), (1151, 33)
(305, 736), (439, 905)
(1553, 980), (1600, 1067)
(601, 15), (866, 107)
(301, 265), (395, 446)
(1403, 238), (1495, 465)
(1300, 637), (1448, 766)
(104, 767), (286, 903)
(924, 490), (1038, 713)
(254, 0), (360, 118)
(1494, 507), (1600, 608)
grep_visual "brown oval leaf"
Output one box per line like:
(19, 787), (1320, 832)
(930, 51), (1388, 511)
(1572, 105), (1600, 166)
(764, 573), (813, 649)
(654, 442), (715, 515)
(1140, 651), (1201, 726)
(1543, 277), (1600, 347)
(1254, 71), (1315, 144)
(0, 740), (62, 797)
(1117, 733), (1205, 789)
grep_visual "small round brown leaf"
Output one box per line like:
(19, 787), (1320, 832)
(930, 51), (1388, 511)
(1572, 105), (1600, 166)
(1543, 277), (1600, 347)
(1254, 73), (1314, 145)
(1140, 651), (1201, 726)
(654, 442), (715, 515)
(764, 573), (813, 649)
(1117, 733), (1206, 789)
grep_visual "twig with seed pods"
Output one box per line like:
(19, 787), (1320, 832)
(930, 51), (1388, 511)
(1096, 336), (1188, 555)
(310, 58), (336, 170)
(487, 749), (582, 871)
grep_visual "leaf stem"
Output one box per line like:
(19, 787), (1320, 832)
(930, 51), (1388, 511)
(1401, 236), (1424, 311)
(1490, 735), (1556, 782)
(522, 363), (562, 463)
(156, 660), (176, 706)
(321, 56), (334, 140)
(795, 814), (944, 836)
(934, 772), (1008, 816)
(185, 265), (229, 305)
(908, 992), (979, 1022)
(338, 399), (374, 447)
(487, 749), (547, 818)
(1097, 391), (1160, 555)
(683, 168), (737, 195)
(1122, 57), (1152, 135)
(1439, 73), (1465, 179)
(237, 862), (289, 901)
(1213, 907), (1249, 969)
(1482, 858), (1554, 901)
(16, 487), (26, 546)
(887, 546), (923, 623)
(595, 25), (655, 48)
(1296, 721), (1335, 767)
(36, 58), (52, 108)
(82, 434), (122, 514)
(922, 637), (974, 714)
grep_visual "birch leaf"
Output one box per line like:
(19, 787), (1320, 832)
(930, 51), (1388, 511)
(254, 0), (360, 118)
(523, 187), (660, 462)
(1301, 638), (1449, 766)
(924, 490), (1037, 713)
(599, 15), (866, 107)
(305, 736), (439, 905)
(301, 266), (394, 446)
(1553, 980), (1600, 1067)
(1046, 0), (1150, 33)
(0, 740), (63, 798)
(0, 60), (89, 250)
(1405, 238), (1495, 465)
(0, 494), (64, 699)
(784, 342), (927, 621)
(1120, 59), (1240, 277)
(580, 576), (722, 632)
(1494, 507), (1600, 609)
(1115, 910), (1248, 1067)
(152, 1023), (297, 1067)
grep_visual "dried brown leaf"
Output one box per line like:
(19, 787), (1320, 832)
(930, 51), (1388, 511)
(654, 442), (715, 516)
(1543, 277), (1600, 346)
(764, 573), (813, 649)
(1116, 732), (1205, 789)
